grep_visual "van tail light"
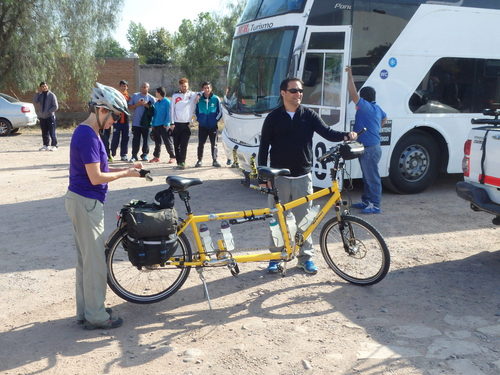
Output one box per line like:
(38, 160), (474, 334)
(21, 106), (31, 113)
(462, 139), (471, 177)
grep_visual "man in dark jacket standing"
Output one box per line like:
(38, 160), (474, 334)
(33, 81), (59, 151)
(258, 77), (357, 274)
(195, 81), (222, 168)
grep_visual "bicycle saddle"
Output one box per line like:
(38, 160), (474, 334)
(257, 166), (291, 179)
(166, 176), (203, 191)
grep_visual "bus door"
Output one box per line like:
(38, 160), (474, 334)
(298, 26), (352, 186)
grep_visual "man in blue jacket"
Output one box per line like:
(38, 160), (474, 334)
(195, 82), (222, 168)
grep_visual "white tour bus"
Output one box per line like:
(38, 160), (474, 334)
(221, 0), (500, 193)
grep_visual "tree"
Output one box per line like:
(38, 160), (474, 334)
(127, 23), (174, 64)
(95, 37), (128, 58)
(0, 0), (123, 103)
(173, 12), (227, 91)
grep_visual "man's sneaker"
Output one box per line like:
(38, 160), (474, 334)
(360, 203), (381, 214)
(77, 308), (112, 325)
(212, 160), (221, 168)
(297, 260), (318, 274)
(175, 162), (186, 170)
(150, 157), (160, 163)
(267, 260), (280, 274)
(49, 146), (58, 151)
(39, 145), (49, 151)
(140, 154), (149, 161)
(226, 159), (232, 166)
(351, 201), (369, 209)
(84, 316), (123, 330)
(168, 158), (175, 164)
(120, 156), (128, 161)
(195, 160), (202, 168)
(129, 157), (137, 163)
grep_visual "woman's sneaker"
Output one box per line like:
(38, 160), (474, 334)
(84, 316), (123, 330)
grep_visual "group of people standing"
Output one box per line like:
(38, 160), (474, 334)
(102, 77), (222, 169)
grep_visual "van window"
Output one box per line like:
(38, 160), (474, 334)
(409, 57), (500, 113)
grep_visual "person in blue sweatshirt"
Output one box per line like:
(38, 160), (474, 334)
(195, 82), (222, 168)
(150, 87), (175, 163)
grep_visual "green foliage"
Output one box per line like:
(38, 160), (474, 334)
(95, 37), (128, 58)
(0, 0), (123, 103)
(127, 22), (174, 64)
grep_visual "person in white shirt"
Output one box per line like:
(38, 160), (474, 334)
(170, 77), (199, 169)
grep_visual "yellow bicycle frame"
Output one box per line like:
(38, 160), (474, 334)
(172, 180), (343, 267)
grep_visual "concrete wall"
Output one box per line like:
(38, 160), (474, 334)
(139, 64), (227, 97)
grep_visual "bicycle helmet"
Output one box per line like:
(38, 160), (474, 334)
(90, 82), (130, 116)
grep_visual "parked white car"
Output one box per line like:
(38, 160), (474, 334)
(0, 93), (38, 136)
(456, 109), (500, 225)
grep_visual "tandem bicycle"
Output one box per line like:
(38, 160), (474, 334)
(105, 139), (390, 306)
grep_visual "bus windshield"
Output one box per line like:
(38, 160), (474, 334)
(225, 28), (296, 114)
(240, 0), (306, 23)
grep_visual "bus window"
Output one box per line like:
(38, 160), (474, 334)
(239, 0), (306, 23)
(307, 0), (352, 26)
(476, 59), (500, 110)
(308, 32), (344, 50)
(409, 57), (500, 114)
(257, 0), (306, 19)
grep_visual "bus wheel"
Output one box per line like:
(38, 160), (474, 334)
(384, 131), (439, 194)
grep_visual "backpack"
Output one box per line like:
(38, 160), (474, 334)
(140, 103), (155, 127)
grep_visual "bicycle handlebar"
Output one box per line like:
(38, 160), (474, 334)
(317, 128), (366, 163)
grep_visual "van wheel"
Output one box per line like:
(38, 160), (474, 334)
(0, 118), (13, 136)
(384, 131), (440, 194)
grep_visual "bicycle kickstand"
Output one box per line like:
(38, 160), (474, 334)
(196, 267), (213, 310)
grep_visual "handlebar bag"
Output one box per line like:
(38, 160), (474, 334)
(339, 141), (364, 160)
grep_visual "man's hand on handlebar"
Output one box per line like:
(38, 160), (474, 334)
(346, 131), (357, 141)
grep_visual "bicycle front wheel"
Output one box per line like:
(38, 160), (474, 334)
(105, 228), (192, 304)
(319, 215), (390, 285)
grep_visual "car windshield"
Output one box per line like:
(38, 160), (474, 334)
(225, 28), (296, 114)
(0, 93), (20, 103)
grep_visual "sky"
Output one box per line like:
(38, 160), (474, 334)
(113, 0), (229, 50)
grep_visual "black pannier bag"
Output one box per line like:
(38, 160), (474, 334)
(120, 201), (179, 268)
(339, 141), (364, 160)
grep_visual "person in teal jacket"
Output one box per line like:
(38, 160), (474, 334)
(150, 87), (175, 163)
(195, 81), (222, 168)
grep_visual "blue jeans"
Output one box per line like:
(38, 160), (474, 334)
(359, 145), (382, 207)
(110, 122), (129, 157)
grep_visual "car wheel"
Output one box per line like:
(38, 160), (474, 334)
(384, 130), (440, 194)
(0, 118), (13, 136)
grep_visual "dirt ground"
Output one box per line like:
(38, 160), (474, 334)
(0, 127), (499, 375)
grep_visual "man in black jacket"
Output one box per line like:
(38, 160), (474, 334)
(258, 77), (357, 274)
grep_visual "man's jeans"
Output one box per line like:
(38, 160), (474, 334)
(359, 145), (382, 207)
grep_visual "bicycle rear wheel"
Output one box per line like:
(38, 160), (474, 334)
(105, 228), (192, 304)
(319, 215), (390, 285)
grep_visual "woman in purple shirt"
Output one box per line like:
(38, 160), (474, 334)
(65, 83), (143, 330)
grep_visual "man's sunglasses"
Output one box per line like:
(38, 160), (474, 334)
(286, 88), (304, 94)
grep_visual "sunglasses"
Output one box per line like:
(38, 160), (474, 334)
(287, 88), (304, 94)
(110, 112), (121, 122)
